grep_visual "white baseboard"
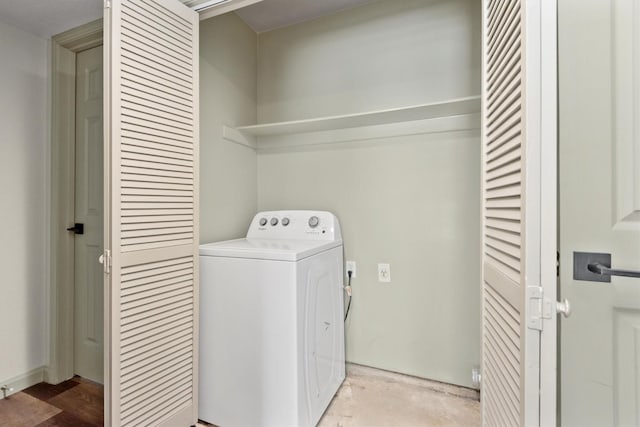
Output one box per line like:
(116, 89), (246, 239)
(0, 366), (45, 399)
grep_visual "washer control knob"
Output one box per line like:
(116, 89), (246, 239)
(270, 217), (279, 226)
(282, 217), (290, 226)
(259, 217), (268, 226)
(308, 216), (320, 228)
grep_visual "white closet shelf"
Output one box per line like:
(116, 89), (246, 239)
(235, 96), (481, 136)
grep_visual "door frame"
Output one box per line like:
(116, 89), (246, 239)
(47, 18), (103, 385)
(537, 0), (558, 424)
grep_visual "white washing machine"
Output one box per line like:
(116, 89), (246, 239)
(199, 210), (345, 427)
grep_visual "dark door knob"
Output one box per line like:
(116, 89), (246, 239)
(66, 223), (84, 235)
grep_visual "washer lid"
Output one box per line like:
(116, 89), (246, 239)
(199, 238), (342, 261)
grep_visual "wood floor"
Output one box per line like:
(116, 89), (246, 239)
(0, 377), (103, 426)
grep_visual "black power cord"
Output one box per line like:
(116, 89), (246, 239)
(344, 270), (353, 321)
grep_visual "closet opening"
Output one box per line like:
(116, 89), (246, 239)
(198, 0), (482, 424)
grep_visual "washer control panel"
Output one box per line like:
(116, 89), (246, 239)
(247, 210), (341, 241)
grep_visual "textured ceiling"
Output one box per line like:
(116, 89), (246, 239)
(0, 0), (102, 38)
(235, 0), (378, 33)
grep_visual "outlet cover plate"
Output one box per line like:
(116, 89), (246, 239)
(378, 263), (391, 282)
(346, 261), (356, 278)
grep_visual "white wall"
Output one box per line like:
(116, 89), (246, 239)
(255, 0), (481, 388)
(199, 13), (258, 243)
(0, 20), (49, 383)
(257, 0), (481, 123)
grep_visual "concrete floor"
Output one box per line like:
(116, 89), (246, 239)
(317, 364), (480, 427)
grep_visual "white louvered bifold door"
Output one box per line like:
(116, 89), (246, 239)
(481, 0), (557, 426)
(104, 0), (199, 425)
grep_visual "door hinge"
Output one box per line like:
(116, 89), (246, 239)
(99, 249), (112, 275)
(104, 0), (111, 9)
(527, 286), (572, 330)
(526, 286), (553, 331)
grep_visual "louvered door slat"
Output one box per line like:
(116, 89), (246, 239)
(488, 36), (520, 83)
(122, 130), (194, 150)
(120, 23), (192, 64)
(122, 65), (192, 98)
(122, 151), (193, 166)
(484, 320), (520, 369)
(487, 57), (520, 100)
(121, 157), (191, 177)
(122, 91), (193, 120)
(486, 131), (521, 161)
(488, 40), (521, 88)
(122, 54), (189, 92)
(122, 142), (193, 160)
(121, 338), (191, 379)
(130, 0), (191, 39)
(487, 0), (510, 34)
(122, 122), (193, 144)
(484, 352), (518, 406)
(122, 179), (193, 190)
(487, 1), (519, 57)
(482, 0), (527, 426)
(122, 7), (192, 51)
(105, 0), (198, 425)
(121, 328), (192, 369)
(487, 80), (521, 122)
(121, 307), (192, 338)
(484, 330), (519, 382)
(487, 144), (520, 171)
(486, 226), (520, 246)
(122, 102), (194, 130)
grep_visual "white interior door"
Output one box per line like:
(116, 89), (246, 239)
(559, 0), (640, 425)
(104, 0), (199, 425)
(481, 0), (558, 425)
(74, 45), (105, 384)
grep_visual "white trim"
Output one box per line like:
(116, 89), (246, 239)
(479, 3), (488, 426)
(44, 37), (53, 386)
(197, 0), (262, 20)
(189, 0), (230, 11)
(0, 366), (45, 398)
(46, 39), (77, 385)
(539, 0), (558, 425)
(524, 0), (543, 425)
(103, 2), (113, 422)
(52, 19), (103, 53)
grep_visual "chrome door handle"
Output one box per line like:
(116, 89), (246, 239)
(587, 262), (640, 279)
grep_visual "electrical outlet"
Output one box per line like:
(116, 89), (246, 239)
(346, 261), (356, 278)
(378, 263), (391, 282)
